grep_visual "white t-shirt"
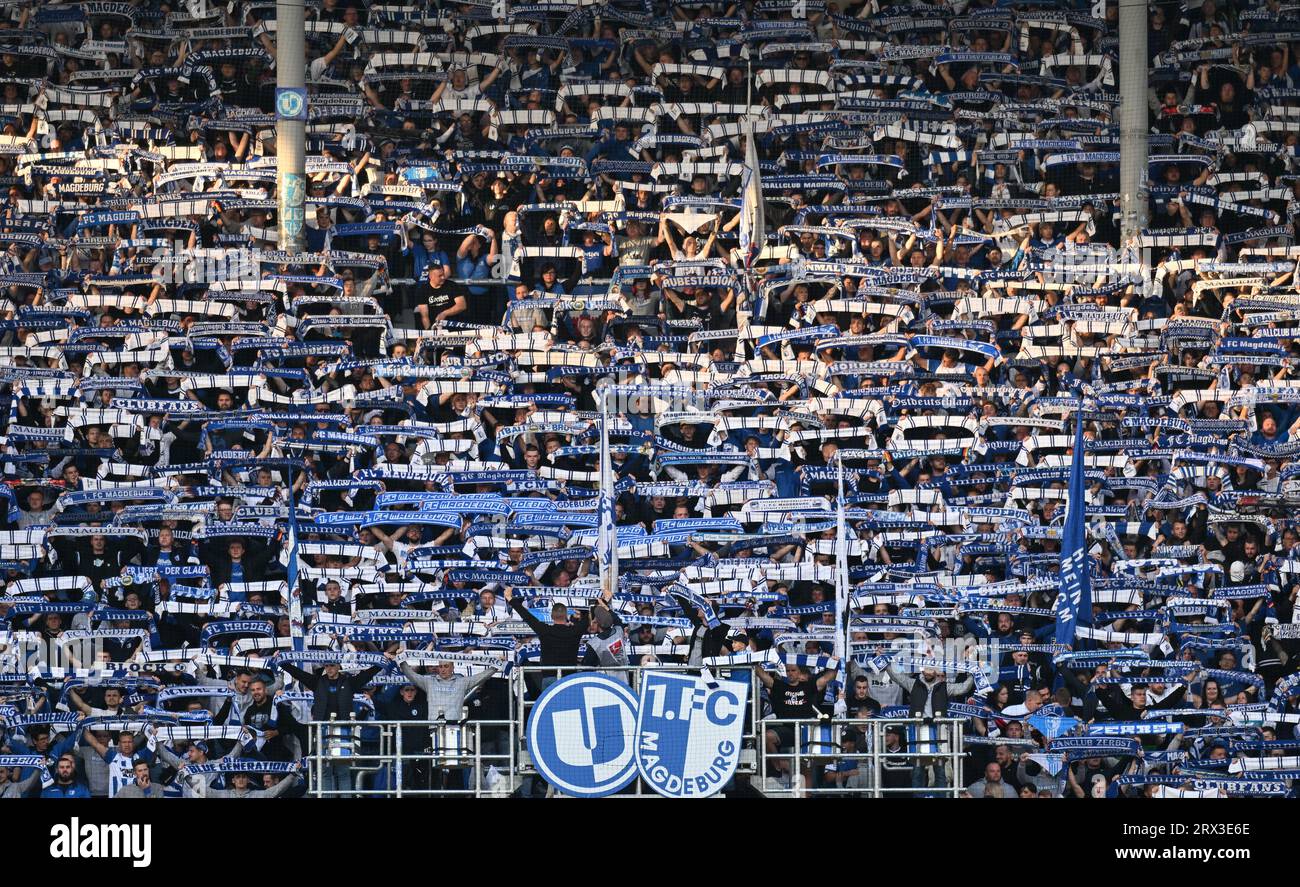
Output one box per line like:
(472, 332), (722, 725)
(440, 82), (481, 103)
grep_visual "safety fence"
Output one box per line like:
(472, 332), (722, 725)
(755, 717), (967, 798)
(304, 666), (967, 798)
(305, 717), (515, 797)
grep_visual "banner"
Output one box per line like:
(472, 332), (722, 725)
(1053, 402), (1092, 647)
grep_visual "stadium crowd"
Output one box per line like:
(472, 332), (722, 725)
(0, 0), (1299, 799)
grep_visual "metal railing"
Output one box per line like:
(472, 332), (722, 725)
(755, 717), (967, 798)
(303, 668), (967, 798)
(305, 716), (517, 797)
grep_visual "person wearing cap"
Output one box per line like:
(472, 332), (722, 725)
(576, 227), (614, 278)
(482, 175), (519, 228)
(824, 729), (869, 796)
(379, 679), (431, 790)
(153, 728), (247, 798)
(279, 653), (391, 797)
(200, 763), (303, 799)
(997, 648), (1046, 706)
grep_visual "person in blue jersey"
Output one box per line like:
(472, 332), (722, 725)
(83, 730), (154, 799)
(576, 227), (615, 278)
(408, 228), (452, 278)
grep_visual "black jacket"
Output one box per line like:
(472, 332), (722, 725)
(208, 547), (273, 588)
(280, 664), (381, 722)
(908, 679), (948, 719)
(242, 697), (301, 761)
(676, 595), (729, 665)
(508, 597), (589, 666)
(1096, 685), (1186, 722)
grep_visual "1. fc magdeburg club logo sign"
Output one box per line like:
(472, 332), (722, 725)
(634, 671), (749, 798)
(525, 671), (749, 798)
(526, 673), (639, 797)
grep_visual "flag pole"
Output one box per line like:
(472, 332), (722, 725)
(739, 119), (765, 324)
(286, 467), (304, 653)
(834, 453), (850, 662)
(598, 386), (618, 601)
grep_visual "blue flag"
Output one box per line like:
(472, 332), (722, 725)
(1053, 406), (1092, 646)
(1027, 712), (1081, 740)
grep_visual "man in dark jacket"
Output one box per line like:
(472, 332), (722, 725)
(671, 590), (729, 666)
(242, 679), (303, 762)
(207, 538), (274, 588)
(884, 664), (975, 719)
(1094, 673), (1192, 752)
(503, 586), (593, 796)
(503, 587), (589, 693)
(278, 653), (392, 797)
(67, 534), (135, 594)
(279, 654), (390, 722)
(883, 662), (976, 796)
(380, 681), (430, 790)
